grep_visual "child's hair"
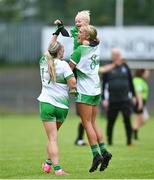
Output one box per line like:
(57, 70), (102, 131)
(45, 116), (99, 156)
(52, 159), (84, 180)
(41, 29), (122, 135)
(76, 10), (90, 24)
(84, 25), (100, 45)
(44, 41), (62, 82)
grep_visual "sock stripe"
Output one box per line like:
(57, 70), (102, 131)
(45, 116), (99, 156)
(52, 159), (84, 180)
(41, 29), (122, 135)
(90, 144), (99, 157)
(46, 159), (52, 165)
(99, 143), (107, 154)
(53, 165), (61, 171)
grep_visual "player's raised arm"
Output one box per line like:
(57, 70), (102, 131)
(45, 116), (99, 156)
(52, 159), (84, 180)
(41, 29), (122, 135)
(48, 21), (60, 46)
(49, 19), (70, 46)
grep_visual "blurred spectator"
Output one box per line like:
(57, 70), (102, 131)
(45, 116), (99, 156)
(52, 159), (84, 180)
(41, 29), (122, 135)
(133, 69), (150, 140)
(101, 48), (136, 146)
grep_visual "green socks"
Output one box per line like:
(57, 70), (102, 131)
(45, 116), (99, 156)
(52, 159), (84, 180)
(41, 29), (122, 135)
(90, 144), (99, 158)
(99, 143), (107, 155)
(46, 159), (52, 166)
(45, 159), (62, 171)
(53, 165), (61, 171)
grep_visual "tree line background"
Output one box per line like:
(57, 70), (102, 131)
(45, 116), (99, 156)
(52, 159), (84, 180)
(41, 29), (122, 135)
(0, 0), (154, 25)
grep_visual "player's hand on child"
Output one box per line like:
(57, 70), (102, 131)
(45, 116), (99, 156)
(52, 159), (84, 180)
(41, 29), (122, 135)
(69, 87), (77, 95)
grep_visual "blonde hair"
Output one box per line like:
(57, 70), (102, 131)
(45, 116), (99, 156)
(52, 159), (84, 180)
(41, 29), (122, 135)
(76, 10), (90, 24)
(44, 41), (61, 82)
(83, 25), (100, 45)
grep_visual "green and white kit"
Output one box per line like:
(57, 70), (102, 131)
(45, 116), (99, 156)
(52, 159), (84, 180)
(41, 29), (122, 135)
(38, 55), (74, 121)
(70, 45), (101, 105)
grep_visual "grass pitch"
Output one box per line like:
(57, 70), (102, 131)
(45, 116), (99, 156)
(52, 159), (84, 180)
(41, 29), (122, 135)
(0, 113), (154, 179)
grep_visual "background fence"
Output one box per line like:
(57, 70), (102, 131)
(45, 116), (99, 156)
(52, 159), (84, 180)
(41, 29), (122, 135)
(0, 23), (154, 113)
(0, 23), (42, 64)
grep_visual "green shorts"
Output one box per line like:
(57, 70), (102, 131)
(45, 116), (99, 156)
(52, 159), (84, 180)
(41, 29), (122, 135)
(75, 92), (100, 106)
(39, 102), (68, 123)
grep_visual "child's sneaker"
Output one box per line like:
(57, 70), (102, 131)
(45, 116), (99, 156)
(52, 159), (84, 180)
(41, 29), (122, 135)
(42, 163), (51, 173)
(54, 169), (69, 176)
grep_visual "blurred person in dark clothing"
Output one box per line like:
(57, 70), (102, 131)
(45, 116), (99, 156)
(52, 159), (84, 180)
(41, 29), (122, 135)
(101, 48), (136, 146)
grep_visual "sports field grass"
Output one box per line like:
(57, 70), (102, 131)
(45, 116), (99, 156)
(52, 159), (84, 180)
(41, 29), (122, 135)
(0, 113), (154, 179)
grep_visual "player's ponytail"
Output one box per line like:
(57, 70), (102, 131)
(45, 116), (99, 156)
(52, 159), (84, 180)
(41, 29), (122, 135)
(44, 41), (62, 82)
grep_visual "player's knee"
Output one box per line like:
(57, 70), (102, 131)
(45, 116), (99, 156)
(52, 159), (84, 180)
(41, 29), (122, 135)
(48, 135), (57, 142)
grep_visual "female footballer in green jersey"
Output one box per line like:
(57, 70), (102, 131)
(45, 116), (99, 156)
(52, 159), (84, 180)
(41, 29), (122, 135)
(38, 26), (76, 176)
(54, 10), (91, 146)
(133, 69), (150, 140)
(70, 10), (113, 146)
(69, 25), (114, 173)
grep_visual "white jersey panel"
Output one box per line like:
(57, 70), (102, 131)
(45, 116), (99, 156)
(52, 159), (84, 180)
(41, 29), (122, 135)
(38, 56), (73, 109)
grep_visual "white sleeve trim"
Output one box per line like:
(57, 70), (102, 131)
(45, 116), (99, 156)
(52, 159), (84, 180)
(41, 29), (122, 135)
(70, 59), (77, 65)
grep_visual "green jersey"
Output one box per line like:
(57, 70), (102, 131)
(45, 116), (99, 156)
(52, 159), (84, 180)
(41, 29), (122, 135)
(70, 26), (81, 50)
(38, 55), (74, 109)
(70, 45), (101, 96)
(133, 77), (149, 100)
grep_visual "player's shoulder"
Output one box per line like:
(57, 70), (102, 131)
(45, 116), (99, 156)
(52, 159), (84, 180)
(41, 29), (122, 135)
(79, 44), (98, 55)
(57, 59), (69, 67)
(77, 44), (88, 51)
(133, 77), (142, 83)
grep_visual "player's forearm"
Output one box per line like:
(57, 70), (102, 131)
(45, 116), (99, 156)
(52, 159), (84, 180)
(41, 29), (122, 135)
(67, 77), (76, 89)
(49, 34), (58, 45)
